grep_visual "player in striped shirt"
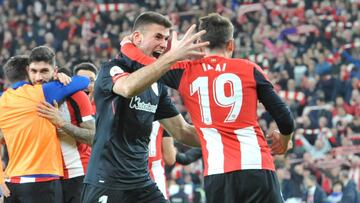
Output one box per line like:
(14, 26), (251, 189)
(120, 13), (295, 203)
(148, 121), (177, 199)
(28, 46), (95, 203)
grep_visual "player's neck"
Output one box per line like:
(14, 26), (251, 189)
(205, 49), (230, 58)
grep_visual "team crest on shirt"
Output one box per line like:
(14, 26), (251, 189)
(109, 66), (124, 77)
(151, 83), (158, 96)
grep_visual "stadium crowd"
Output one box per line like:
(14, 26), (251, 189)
(0, 0), (360, 202)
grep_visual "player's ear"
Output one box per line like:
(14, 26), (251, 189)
(132, 31), (143, 46)
(226, 39), (235, 52)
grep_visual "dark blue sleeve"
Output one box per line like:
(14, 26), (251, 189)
(42, 76), (90, 104)
(176, 148), (202, 165)
(254, 68), (295, 135)
(158, 69), (185, 90)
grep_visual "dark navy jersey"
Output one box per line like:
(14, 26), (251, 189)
(84, 56), (179, 190)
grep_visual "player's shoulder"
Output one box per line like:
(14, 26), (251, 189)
(22, 83), (43, 94)
(101, 57), (129, 70)
(99, 57), (130, 76)
(229, 58), (265, 75)
(2, 84), (42, 102)
(69, 91), (88, 101)
(229, 58), (258, 67)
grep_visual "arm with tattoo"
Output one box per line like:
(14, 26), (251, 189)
(57, 120), (95, 146)
(37, 101), (95, 146)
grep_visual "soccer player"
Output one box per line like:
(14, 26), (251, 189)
(28, 46), (95, 203)
(121, 13), (295, 203)
(0, 55), (89, 202)
(73, 62), (98, 113)
(81, 12), (208, 203)
(148, 121), (177, 199)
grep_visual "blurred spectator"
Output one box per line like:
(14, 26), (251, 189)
(298, 132), (331, 160)
(169, 179), (190, 203)
(326, 181), (343, 203)
(339, 167), (360, 203)
(303, 173), (327, 203)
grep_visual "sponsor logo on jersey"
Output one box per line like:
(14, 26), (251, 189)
(129, 96), (157, 113)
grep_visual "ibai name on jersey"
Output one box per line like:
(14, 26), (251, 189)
(201, 63), (227, 72)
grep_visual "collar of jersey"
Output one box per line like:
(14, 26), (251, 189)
(11, 81), (30, 90)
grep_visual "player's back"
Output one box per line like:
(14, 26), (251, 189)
(0, 83), (63, 177)
(176, 56), (274, 176)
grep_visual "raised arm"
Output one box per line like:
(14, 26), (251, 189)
(113, 25), (208, 98)
(42, 75), (90, 104)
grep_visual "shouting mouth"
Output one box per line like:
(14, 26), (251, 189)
(152, 50), (162, 58)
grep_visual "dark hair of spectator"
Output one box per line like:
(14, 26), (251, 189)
(73, 62), (98, 75)
(199, 13), (234, 49)
(29, 46), (56, 67)
(3, 55), (29, 83)
(132, 11), (172, 32)
(58, 67), (72, 77)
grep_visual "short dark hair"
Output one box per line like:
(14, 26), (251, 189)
(73, 62), (98, 75)
(29, 46), (56, 67)
(58, 67), (72, 77)
(132, 11), (172, 32)
(199, 13), (234, 49)
(3, 55), (29, 83)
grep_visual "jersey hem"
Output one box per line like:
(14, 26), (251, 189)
(206, 166), (275, 176)
(83, 180), (153, 190)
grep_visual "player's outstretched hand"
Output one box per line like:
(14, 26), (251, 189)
(267, 130), (292, 155)
(167, 24), (209, 60)
(1, 182), (10, 197)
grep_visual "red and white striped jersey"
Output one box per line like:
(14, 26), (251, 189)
(59, 91), (93, 179)
(121, 43), (294, 177)
(148, 121), (168, 199)
(172, 57), (275, 176)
